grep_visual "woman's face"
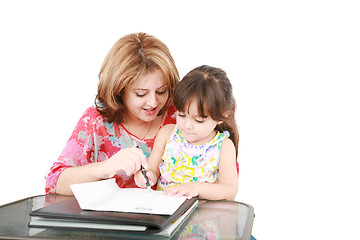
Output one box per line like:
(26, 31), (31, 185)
(122, 70), (169, 123)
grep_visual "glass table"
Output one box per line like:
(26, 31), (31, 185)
(0, 194), (254, 239)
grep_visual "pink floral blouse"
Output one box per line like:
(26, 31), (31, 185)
(45, 105), (177, 194)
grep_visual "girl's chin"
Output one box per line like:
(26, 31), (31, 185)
(182, 135), (198, 144)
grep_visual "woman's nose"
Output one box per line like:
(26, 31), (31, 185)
(146, 92), (158, 108)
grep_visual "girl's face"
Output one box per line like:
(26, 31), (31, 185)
(122, 70), (169, 123)
(176, 98), (221, 145)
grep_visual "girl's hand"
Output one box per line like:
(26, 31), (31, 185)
(134, 169), (157, 188)
(165, 182), (200, 199)
(99, 148), (147, 179)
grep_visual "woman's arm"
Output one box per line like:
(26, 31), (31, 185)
(56, 147), (147, 195)
(46, 107), (147, 195)
(165, 138), (238, 200)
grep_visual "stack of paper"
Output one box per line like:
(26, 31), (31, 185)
(29, 179), (198, 237)
(70, 178), (187, 215)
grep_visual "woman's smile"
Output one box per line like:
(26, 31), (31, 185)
(142, 107), (157, 116)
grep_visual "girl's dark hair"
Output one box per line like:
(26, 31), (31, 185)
(173, 65), (239, 158)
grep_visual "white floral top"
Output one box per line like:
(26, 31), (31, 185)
(158, 125), (229, 190)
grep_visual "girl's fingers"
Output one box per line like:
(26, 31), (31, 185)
(164, 185), (198, 199)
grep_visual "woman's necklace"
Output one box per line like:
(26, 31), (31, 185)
(123, 120), (152, 140)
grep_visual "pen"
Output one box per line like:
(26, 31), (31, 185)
(133, 141), (151, 190)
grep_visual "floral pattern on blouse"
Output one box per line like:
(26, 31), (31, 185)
(45, 105), (176, 194)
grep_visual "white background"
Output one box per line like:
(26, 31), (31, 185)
(1, 1), (359, 239)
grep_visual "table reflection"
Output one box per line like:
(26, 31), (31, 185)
(0, 195), (253, 240)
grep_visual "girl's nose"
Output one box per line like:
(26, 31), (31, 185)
(184, 118), (193, 130)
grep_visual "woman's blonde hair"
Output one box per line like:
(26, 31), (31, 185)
(95, 33), (179, 123)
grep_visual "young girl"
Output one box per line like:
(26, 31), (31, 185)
(135, 65), (239, 200)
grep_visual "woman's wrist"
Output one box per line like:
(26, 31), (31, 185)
(93, 160), (115, 180)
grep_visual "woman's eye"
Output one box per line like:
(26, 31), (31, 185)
(195, 119), (205, 123)
(178, 113), (185, 118)
(156, 90), (166, 95)
(134, 91), (146, 97)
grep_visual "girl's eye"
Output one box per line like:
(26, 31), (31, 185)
(178, 113), (185, 118)
(195, 119), (205, 123)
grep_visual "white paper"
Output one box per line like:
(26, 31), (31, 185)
(70, 179), (187, 215)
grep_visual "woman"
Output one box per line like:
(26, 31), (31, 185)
(45, 33), (179, 195)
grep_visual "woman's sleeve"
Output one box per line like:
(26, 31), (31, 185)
(45, 108), (96, 194)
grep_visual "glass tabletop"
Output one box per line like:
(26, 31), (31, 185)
(0, 194), (254, 240)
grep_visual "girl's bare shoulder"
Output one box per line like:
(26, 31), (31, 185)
(220, 137), (236, 160)
(157, 124), (176, 140)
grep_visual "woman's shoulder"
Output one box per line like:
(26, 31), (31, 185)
(82, 106), (101, 117)
(78, 106), (106, 122)
(75, 106), (106, 129)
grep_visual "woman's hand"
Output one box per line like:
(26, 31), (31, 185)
(55, 147), (147, 195)
(165, 182), (200, 199)
(134, 169), (157, 188)
(99, 148), (147, 179)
